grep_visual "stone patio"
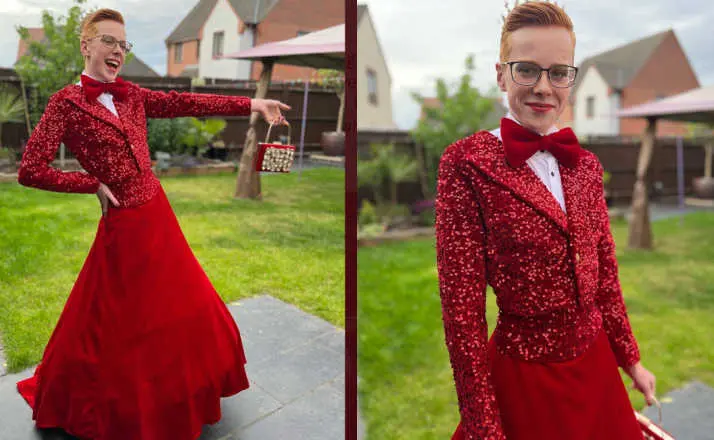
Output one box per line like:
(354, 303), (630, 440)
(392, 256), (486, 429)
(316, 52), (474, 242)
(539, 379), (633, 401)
(641, 381), (714, 440)
(0, 295), (345, 440)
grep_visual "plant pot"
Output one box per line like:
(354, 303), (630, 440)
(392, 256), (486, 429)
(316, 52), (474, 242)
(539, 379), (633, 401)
(321, 131), (345, 156)
(692, 176), (714, 199)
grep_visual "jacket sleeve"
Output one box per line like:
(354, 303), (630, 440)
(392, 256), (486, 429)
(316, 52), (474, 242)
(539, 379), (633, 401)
(137, 84), (252, 119)
(18, 94), (101, 194)
(436, 145), (506, 440)
(594, 161), (641, 369)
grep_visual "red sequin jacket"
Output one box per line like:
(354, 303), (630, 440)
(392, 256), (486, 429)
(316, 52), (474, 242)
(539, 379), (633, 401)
(18, 81), (251, 207)
(435, 131), (640, 439)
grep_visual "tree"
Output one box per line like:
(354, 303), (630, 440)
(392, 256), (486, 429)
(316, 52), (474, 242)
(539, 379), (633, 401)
(15, 0), (133, 127)
(147, 118), (193, 156)
(411, 55), (498, 197)
(0, 85), (26, 149)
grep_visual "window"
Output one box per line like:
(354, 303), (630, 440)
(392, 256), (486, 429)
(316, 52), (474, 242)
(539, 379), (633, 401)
(367, 68), (378, 105)
(174, 42), (183, 63)
(212, 31), (224, 57)
(586, 96), (595, 119)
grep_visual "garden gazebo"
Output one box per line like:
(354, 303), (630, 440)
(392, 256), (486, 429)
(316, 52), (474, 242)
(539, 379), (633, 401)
(222, 24), (344, 199)
(617, 85), (714, 249)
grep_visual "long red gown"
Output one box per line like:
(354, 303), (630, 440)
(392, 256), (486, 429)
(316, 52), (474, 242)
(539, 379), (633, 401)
(16, 80), (253, 440)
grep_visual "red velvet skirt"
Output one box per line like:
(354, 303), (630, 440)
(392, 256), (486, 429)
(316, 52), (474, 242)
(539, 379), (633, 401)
(17, 186), (249, 440)
(452, 328), (643, 439)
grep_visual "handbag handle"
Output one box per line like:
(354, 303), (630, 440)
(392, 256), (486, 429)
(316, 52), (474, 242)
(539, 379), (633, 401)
(265, 121), (291, 145)
(652, 397), (662, 425)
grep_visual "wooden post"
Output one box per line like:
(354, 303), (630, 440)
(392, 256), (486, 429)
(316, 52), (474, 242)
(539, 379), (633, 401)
(336, 88), (345, 133)
(704, 142), (713, 179)
(628, 117), (657, 250)
(234, 60), (274, 199)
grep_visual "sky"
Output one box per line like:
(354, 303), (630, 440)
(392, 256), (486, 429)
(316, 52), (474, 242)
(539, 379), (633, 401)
(1, 0), (712, 130)
(0, 0), (202, 76)
(361, 0), (714, 129)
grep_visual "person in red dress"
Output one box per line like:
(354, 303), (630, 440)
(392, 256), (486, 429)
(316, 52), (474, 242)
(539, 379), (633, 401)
(436, 3), (657, 439)
(16, 8), (289, 440)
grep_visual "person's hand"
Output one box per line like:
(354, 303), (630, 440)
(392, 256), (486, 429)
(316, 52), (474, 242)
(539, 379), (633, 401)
(97, 182), (119, 215)
(625, 362), (657, 406)
(251, 99), (291, 125)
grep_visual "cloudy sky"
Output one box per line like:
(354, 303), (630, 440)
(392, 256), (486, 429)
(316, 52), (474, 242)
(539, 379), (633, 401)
(0, 0), (201, 76)
(361, 0), (714, 129)
(1, 0), (712, 130)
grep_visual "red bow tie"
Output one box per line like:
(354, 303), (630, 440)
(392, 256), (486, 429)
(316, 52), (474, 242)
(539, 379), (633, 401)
(80, 74), (128, 102)
(500, 117), (582, 168)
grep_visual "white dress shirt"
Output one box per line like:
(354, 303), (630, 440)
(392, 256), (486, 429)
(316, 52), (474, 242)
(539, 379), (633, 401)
(490, 113), (567, 213)
(76, 71), (119, 117)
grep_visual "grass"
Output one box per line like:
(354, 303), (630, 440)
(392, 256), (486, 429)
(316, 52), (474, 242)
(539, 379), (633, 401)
(0, 168), (344, 373)
(358, 213), (714, 439)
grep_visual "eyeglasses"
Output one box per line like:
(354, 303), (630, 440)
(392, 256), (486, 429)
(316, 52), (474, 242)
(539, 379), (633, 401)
(87, 34), (133, 54)
(503, 61), (578, 88)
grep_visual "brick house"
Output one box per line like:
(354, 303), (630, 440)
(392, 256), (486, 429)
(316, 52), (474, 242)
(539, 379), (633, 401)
(164, 0), (344, 81)
(563, 29), (700, 138)
(16, 28), (160, 77)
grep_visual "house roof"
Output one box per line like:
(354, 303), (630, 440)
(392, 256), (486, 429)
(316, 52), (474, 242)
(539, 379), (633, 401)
(122, 56), (160, 77)
(16, 27), (159, 77)
(165, 0), (280, 44)
(357, 4), (367, 23)
(574, 29), (672, 94)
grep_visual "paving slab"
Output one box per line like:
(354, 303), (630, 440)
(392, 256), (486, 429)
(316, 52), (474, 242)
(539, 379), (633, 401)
(641, 381), (714, 440)
(0, 295), (347, 440)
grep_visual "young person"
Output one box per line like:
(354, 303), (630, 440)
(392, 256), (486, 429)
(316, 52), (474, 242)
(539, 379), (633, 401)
(16, 9), (289, 440)
(436, 2), (656, 439)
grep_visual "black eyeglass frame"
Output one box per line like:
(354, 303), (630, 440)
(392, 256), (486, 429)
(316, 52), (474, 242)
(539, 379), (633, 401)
(502, 61), (578, 88)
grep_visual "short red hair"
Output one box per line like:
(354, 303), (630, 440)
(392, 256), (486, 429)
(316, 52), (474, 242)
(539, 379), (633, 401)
(80, 8), (125, 40)
(500, 1), (575, 62)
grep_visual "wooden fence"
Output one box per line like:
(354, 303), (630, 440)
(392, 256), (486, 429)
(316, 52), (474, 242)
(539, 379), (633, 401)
(358, 129), (713, 208)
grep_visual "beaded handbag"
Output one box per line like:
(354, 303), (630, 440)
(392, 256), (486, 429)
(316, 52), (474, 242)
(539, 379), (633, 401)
(254, 122), (295, 173)
(635, 399), (676, 440)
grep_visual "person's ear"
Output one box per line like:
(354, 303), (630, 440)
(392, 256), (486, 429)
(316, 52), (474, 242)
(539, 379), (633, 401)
(496, 63), (507, 92)
(80, 39), (90, 58)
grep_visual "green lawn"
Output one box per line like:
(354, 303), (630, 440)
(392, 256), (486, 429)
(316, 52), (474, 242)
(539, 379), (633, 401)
(0, 168), (344, 373)
(358, 213), (714, 440)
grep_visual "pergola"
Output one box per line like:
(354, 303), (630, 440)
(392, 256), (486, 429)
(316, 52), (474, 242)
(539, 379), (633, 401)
(222, 24), (345, 199)
(617, 85), (714, 249)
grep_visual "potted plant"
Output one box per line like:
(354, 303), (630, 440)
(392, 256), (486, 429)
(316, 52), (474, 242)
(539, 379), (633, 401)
(693, 142), (714, 199)
(315, 69), (345, 156)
